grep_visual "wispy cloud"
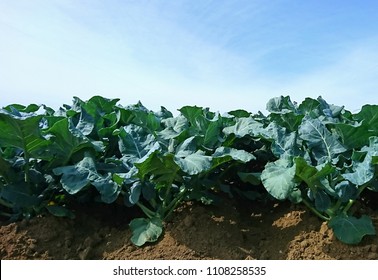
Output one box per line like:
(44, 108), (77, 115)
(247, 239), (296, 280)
(0, 0), (377, 114)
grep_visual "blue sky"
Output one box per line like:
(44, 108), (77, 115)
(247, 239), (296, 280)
(1, 0), (377, 114)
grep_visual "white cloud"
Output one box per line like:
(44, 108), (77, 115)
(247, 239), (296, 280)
(1, 0), (377, 115)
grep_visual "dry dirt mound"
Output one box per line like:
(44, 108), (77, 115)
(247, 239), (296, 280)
(1, 197), (378, 260)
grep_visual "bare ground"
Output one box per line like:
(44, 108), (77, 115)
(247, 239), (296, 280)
(1, 195), (378, 260)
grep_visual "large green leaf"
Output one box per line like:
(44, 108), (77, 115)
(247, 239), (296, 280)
(53, 155), (97, 194)
(335, 105), (378, 149)
(223, 116), (264, 138)
(135, 152), (180, 183)
(298, 97), (322, 115)
(3, 103), (41, 114)
(342, 137), (378, 186)
(202, 115), (223, 149)
(118, 124), (161, 165)
(44, 118), (94, 167)
(269, 113), (303, 132)
(158, 116), (188, 140)
(53, 154), (120, 202)
(266, 96), (298, 114)
(129, 217), (163, 246)
(264, 122), (299, 157)
(0, 155), (16, 183)
(313, 190), (331, 212)
(227, 109), (251, 118)
(73, 95), (120, 116)
(46, 205), (75, 219)
(334, 181), (358, 202)
(213, 147), (255, 163)
(75, 107), (95, 136)
(154, 106), (174, 120)
(178, 106), (223, 149)
(355, 104), (378, 124)
(71, 96), (120, 139)
(91, 174), (120, 203)
(329, 214), (376, 244)
(299, 116), (346, 163)
(98, 111), (121, 138)
(334, 105), (378, 149)
(335, 122), (372, 150)
(295, 96), (344, 119)
(316, 96), (344, 118)
(210, 147), (255, 170)
(123, 103), (162, 133)
(174, 136), (197, 158)
(0, 182), (41, 208)
(261, 158), (296, 200)
(179, 106), (207, 128)
(124, 181), (142, 206)
(174, 151), (212, 175)
(342, 158), (375, 186)
(0, 109), (50, 159)
(295, 157), (335, 189)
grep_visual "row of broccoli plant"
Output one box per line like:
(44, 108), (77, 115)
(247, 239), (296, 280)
(259, 96), (378, 244)
(0, 95), (377, 246)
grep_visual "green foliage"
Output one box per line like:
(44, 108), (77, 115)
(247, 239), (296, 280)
(129, 217), (163, 246)
(0, 95), (377, 246)
(259, 96), (377, 244)
(329, 215), (376, 244)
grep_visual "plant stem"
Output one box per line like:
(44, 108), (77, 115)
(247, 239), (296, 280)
(162, 183), (172, 211)
(342, 183), (370, 215)
(136, 202), (156, 219)
(302, 199), (330, 221)
(356, 183), (369, 197)
(0, 197), (13, 208)
(163, 188), (187, 220)
(327, 199), (342, 216)
(342, 199), (355, 215)
(24, 154), (30, 185)
(148, 198), (158, 209)
(0, 211), (12, 218)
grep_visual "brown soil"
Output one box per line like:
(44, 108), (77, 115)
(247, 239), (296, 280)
(1, 196), (378, 260)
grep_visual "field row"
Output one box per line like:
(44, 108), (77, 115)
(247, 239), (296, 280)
(1, 95), (377, 245)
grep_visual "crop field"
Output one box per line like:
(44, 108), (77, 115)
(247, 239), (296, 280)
(1, 95), (377, 259)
